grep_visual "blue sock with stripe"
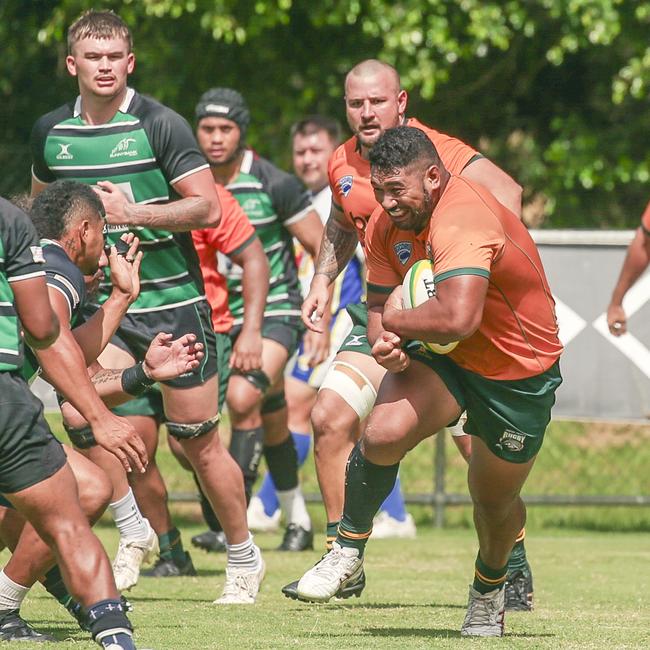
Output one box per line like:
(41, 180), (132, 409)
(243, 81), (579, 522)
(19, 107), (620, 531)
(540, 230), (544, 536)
(257, 431), (311, 517)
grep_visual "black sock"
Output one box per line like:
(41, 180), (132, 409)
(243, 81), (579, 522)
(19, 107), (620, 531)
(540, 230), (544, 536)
(264, 435), (298, 492)
(337, 443), (399, 556)
(42, 565), (71, 606)
(230, 426), (265, 503)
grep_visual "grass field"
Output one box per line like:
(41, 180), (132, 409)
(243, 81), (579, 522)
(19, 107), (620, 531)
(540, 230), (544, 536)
(7, 524), (650, 649)
(6, 414), (649, 648)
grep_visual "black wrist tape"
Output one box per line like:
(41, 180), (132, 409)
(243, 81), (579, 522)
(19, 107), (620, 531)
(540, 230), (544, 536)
(121, 362), (155, 396)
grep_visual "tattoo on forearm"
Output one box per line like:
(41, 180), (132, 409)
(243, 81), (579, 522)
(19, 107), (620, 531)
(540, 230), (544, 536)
(91, 369), (123, 386)
(126, 197), (209, 231)
(315, 218), (358, 282)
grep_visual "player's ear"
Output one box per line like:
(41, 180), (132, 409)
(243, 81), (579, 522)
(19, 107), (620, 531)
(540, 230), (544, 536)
(425, 164), (441, 191)
(127, 52), (135, 74)
(65, 54), (77, 77)
(397, 89), (408, 117)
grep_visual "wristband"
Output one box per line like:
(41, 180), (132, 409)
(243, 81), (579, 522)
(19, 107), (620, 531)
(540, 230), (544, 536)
(121, 362), (156, 396)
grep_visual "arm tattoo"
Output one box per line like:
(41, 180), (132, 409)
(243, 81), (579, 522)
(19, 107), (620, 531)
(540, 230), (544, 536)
(125, 197), (210, 231)
(314, 217), (359, 282)
(91, 369), (123, 386)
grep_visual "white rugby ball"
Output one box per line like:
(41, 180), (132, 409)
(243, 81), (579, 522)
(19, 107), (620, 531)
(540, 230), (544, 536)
(402, 259), (459, 354)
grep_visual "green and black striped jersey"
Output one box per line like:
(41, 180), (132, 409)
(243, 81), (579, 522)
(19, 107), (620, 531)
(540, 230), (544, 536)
(221, 149), (314, 324)
(31, 88), (209, 314)
(0, 198), (46, 372)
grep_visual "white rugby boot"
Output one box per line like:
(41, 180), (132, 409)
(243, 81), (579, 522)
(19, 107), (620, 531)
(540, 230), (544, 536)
(460, 585), (505, 637)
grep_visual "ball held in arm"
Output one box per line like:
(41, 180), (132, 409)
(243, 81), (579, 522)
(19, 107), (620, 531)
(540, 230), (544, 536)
(402, 259), (459, 355)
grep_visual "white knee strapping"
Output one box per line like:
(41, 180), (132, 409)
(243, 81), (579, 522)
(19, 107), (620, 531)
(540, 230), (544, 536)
(319, 361), (377, 420)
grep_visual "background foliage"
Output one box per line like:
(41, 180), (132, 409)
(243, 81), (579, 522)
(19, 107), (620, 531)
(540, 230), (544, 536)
(2, 0), (650, 227)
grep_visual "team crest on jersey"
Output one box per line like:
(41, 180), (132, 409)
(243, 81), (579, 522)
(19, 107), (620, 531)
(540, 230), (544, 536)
(56, 144), (73, 160)
(394, 241), (413, 265)
(110, 138), (138, 158)
(338, 175), (353, 198)
(496, 429), (526, 453)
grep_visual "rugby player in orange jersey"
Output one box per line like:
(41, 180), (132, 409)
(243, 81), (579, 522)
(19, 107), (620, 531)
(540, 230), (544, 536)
(283, 59), (533, 609)
(607, 200), (650, 335)
(295, 126), (562, 637)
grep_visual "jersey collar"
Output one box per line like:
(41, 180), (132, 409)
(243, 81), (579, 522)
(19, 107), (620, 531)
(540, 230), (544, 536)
(73, 87), (136, 118)
(239, 149), (254, 174)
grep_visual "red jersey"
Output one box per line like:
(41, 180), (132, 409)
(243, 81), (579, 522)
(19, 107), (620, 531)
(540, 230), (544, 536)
(328, 117), (478, 248)
(192, 184), (257, 333)
(366, 176), (562, 380)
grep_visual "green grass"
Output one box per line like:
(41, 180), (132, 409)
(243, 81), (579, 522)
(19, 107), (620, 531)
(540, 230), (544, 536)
(19, 414), (649, 647)
(9, 525), (650, 649)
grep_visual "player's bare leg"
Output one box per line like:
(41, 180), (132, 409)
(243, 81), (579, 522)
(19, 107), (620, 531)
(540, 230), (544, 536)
(128, 415), (196, 578)
(295, 360), (460, 603)
(162, 377), (264, 604)
(6, 463), (136, 647)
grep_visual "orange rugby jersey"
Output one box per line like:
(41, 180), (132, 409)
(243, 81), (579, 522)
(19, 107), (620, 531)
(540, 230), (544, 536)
(365, 176), (562, 380)
(192, 184), (257, 333)
(328, 117), (479, 249)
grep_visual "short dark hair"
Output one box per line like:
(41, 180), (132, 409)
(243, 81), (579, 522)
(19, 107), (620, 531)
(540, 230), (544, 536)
(30, 181), (105, 240)
(291, 115), (342, 146)
(68, 10), (132, 54)
(369, 126), (441, 176)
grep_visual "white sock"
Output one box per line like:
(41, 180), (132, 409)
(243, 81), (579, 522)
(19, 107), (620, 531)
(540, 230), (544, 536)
(0, 570), (29, 611)
(277, 487), (311, 530)
(108, 488), (150, 541)
(226, 534), (259, 570)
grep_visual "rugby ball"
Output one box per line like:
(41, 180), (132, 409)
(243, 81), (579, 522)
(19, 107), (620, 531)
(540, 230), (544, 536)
(402, 259), (459, 354)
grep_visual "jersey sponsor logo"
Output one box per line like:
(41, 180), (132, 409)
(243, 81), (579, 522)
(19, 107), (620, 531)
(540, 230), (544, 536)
(56, 144), (73, 160)
(241, 197), (262, 213)
(394, 241), (412, 265)
(30, 246), (45, 264)
(345, 333), (367, 347)
(110, 137), (138, 158)
(496, 429), (526, 453)
(338, 175), (353, 198)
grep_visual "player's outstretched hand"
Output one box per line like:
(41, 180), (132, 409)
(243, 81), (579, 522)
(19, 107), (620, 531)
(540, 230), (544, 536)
(93, 413), (148, 473)
(95, 180), (130, 225)
(230, 328), (263, 373)
(607, 303), (627, 337)
(301, 276), (331, 333)
(108, 234), (142, 304)
(144, 332), (204, 381)
(372, 330), (409, 373)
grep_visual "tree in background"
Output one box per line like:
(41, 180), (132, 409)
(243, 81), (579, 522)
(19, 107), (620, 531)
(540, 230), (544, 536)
(2, 0), (649, 227)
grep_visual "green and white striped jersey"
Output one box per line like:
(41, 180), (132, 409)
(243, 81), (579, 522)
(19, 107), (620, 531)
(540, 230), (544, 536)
(0, 198), (46, 372)
(31, 88), (209, 314)
(221, 149), (314, 325)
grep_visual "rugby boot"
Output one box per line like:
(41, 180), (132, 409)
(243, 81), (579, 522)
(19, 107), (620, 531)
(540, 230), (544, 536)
(113, 522), (159, 591)
(504, 561), (534, 611)
(460, 586), (505, 637)
(142, 551), (197, 577)
(0, 609), (56, 642)
(277, 524), (314, 552)
(191, 530), (227, 553)
(294, 542), (364, 603)
(214, 545), (265, 605)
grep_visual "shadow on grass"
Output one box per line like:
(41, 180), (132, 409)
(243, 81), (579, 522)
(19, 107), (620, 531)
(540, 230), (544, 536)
(290, 601), (466, 610)
(306, 627), (555, 640)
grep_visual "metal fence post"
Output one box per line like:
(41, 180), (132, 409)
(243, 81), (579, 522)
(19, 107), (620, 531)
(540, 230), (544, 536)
(434, 429), (446, 528)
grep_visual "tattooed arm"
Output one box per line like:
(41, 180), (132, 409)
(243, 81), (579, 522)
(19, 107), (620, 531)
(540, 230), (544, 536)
(301, 203), (359, 332)
(96, 168), (221, 231)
